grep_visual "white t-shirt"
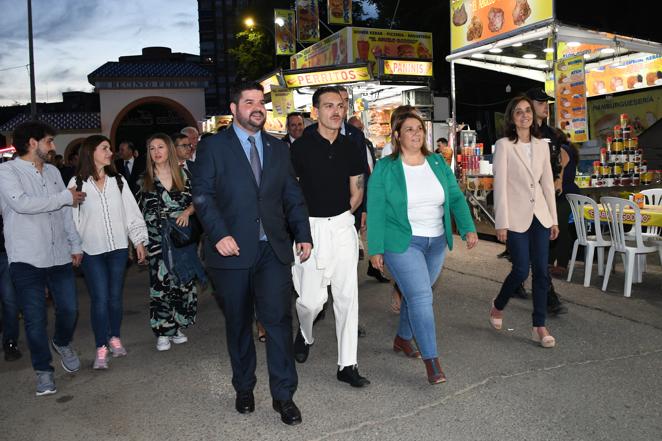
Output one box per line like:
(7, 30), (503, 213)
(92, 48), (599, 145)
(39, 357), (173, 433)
(403, 161), (445, 237)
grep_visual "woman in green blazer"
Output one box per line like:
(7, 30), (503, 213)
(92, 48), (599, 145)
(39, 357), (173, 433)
(367, 109), (478, 384)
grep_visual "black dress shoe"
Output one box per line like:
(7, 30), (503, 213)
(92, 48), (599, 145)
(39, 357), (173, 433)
(547, 303), (568, 316)
(337, 365), (370, 388)
(358, 324), (367, 338)
(367, 265), (390, 283)
(3, 340), (22, 362)
(293, 329), (310, 363)
(512, 284), (528, 299)
(497, 249), (510, 260)
(235, 391), (255, 414)
(272, 399), (302, 426)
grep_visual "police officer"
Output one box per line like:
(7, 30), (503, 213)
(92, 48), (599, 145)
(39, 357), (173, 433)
(526, 87), (568, 316)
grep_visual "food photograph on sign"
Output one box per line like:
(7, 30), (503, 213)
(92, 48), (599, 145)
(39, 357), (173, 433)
(296, 0), (320, 43)
(328, 0), (352, 25)
(450, 0), (553, 51)
(351, 28), (433, 65)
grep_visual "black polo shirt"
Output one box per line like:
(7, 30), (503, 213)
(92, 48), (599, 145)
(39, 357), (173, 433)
(290, 130), (364, 218)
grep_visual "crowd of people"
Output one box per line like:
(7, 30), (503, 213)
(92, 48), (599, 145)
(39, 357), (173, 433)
(0, 81), (574, 427)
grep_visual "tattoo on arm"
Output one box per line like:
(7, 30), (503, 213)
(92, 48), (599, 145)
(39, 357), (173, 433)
(356, 174), (364, 190)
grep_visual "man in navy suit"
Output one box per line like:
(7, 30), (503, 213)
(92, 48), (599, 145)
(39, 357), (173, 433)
(114, 141), (145, 197)
(191, 81), (312, 426)
(172, 133), (195, 172)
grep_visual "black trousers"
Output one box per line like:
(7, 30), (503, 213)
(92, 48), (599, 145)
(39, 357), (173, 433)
(549, 195), (574, 268)
(208, 242), (297, 401)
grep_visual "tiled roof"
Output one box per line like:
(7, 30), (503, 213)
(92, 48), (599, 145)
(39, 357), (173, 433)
(0, 112), (101, 132)
(88, 62), (212, 82)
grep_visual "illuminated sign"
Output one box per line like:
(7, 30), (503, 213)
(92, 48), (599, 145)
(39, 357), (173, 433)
(382, 59), (433, 76)
(284, 66), (371, 88)
(259, 74), (282, 94)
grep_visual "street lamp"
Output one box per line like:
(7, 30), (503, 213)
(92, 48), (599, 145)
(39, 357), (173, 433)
(242, 17), (277, 69)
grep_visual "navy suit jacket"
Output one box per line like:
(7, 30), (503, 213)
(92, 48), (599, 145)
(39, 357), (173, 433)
(191, 127), (312, 269)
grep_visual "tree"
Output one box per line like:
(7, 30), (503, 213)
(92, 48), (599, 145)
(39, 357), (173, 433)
(228, 28), (274, 81)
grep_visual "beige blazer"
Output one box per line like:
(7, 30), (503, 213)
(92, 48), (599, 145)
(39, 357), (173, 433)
(493, 136), (558, 232)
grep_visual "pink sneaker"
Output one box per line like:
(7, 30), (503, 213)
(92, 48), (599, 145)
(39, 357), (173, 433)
(93, 346), (110, 369)
(108, 337), (127, 357)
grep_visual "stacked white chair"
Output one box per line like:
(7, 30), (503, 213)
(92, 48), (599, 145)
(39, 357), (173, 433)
(566, 194), (611, 287)
(600, 197), (659, 298)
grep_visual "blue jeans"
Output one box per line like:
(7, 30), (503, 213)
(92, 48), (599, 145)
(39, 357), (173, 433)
(81, 249), (129, 348)
(9, 262), (78, 372)
(1, 252), (20, 343)
(384, 235), (448, 360)
(494, 216), (550, 327)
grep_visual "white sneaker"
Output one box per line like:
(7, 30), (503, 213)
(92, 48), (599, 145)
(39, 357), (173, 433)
(170, 330), (188, 345)
(156, 336), (171, 351)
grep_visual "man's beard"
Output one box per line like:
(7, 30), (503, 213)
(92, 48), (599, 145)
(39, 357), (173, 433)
(237, 110), (265, 131)
(35, 148), (50, 163)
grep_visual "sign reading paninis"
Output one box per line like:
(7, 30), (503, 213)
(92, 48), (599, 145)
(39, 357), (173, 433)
(95, 80), (208, 89)
(382, 60), (433, 76)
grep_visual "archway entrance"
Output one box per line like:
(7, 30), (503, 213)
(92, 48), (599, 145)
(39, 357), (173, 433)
(111, 97), (196, 155)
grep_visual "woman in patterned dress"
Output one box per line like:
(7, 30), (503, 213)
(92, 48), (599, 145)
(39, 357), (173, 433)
(140, 133), (198, 351)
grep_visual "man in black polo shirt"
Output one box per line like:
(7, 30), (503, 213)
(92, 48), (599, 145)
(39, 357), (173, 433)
(290, 86), (370, 388)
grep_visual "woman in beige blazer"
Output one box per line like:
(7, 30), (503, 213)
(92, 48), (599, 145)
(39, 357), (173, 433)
(489, 95), (559, 348)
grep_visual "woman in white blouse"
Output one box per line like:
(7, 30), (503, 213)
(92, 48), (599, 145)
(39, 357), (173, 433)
(69, 135), (147, 369)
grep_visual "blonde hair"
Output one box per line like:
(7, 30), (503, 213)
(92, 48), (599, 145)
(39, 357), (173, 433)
(143, 133), (185, 192)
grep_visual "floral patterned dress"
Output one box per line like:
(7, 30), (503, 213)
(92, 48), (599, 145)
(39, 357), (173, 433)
(140, 173), (197, 337)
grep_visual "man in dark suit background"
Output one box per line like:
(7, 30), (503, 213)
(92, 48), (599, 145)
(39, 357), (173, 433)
(114, 141), (145, 196)
(282, 112), (305, 147)
(191, 81), (312, 426)
(172, 133), (195, 172)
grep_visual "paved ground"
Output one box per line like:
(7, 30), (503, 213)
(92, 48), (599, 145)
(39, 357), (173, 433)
(1, 238), (661, 441)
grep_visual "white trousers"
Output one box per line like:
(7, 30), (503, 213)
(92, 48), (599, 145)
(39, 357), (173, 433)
(292, 211), (359, 368)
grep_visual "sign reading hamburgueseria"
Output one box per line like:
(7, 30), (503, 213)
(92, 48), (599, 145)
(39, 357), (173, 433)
(450, 0), (554, 52)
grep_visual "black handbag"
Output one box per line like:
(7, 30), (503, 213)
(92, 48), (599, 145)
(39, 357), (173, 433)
(168, 215), (202, 248)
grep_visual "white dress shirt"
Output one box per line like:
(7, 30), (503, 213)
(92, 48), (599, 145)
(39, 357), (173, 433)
(69, 175), (148, 256)
(0, 159), (81, 267)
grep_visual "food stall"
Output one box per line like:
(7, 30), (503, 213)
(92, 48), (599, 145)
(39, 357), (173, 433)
(445, 0), (662, 234)
(282, 26), (436, 153)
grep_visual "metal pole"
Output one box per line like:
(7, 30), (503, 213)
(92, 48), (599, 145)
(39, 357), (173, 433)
(27, 0), (37, 119)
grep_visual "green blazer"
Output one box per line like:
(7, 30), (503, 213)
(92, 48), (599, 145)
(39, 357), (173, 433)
(367, 153), (476, 255)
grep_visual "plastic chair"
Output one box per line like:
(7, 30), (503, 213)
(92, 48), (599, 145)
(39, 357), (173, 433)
(640, 189), (662, 238)
(566, 194), (611, 287)
(600, 197), (659, 298)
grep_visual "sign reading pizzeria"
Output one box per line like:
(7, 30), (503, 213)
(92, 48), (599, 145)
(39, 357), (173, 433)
(450, 0), (554, 52)
(382, 60), (433, 77)
(284, 66), (372, 88)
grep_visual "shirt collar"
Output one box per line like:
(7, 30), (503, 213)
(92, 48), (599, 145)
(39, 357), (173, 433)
(232, 123), (261, 143)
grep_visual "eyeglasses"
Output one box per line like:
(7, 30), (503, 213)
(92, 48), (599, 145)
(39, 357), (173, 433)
(176, 143), (192, 149)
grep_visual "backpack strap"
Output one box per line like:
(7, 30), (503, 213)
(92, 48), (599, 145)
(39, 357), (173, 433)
(75, 175), (83, 192)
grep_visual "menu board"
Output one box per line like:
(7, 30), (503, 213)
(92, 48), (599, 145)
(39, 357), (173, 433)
(586, 54), (662, 97)
(289, 27), (433, 72)
(450, 0), (554, 52)
(555, 56), (588, 143)
(327, 0), (352, 25)
(296, 0), (320, 43)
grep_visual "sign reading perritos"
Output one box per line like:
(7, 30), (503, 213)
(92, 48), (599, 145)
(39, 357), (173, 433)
(382, 59), (433, 76)
(450, 0), (554, 52)
(555, 56), (588, 143)
(284, 65), (371, 88)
